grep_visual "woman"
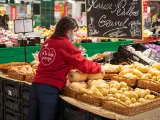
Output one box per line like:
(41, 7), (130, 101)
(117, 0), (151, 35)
(0, 15), (9, 30)
(150, 14), (160, 34)
(27, 16), (103, 120)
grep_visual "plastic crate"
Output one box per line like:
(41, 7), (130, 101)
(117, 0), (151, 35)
(90, 114), (113, 120)
(21, 83), (31, 103)
(118, 45), (150, 65)
(5, 97), (21, 113)
(0, 94), (3, 107)
(62, 102), (90, 120)
(5, 110), (21, 120)
(4, 79), (22, 99)
(22, 103), (29, 118)
(0, 107), (3, 120)
(0, 77), (3, 94)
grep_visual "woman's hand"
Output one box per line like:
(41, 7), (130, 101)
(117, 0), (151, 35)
(155, 26), (158, 29)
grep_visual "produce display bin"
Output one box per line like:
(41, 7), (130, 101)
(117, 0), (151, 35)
(0, 107), (3, 120)
(5, 97), (21, 114)
(0, 40), (133, 64)
(61, 100), (90, 120)
(0, 78), (3, 94)
(4, 78), (22, 99)
(22, 103), (29, 118)
(5, 110), (21, 120)
(0, 94), (3, 106)
(21, 83), (30, 103)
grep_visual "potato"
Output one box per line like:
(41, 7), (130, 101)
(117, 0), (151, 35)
(124, 91), (130, 97)
(93, 91), (103, 97)
(120, 95), (130, 102)
(108, 88), (118, 94)
(99, 88), (109, 96)
(130, 69), (143, 78)
(109, 83), (120, 90)
(137, 65), (150, 73)
(114, 93), (122, 99)
(69, 82), (87, 92)
(152, 76), (157, 81)
(79, 88), (88, 94)
(120, 87), (129, 92)
(138, 98), (147, 104)
(129, 91), (139, 99)
(145, 95), (155, 100)
(119, 69), (130, 76)
(120, 82), (128, 88)
(131, 98), (137, 103)
(152, 63), (160, 71)
(125, 100), (132, 105)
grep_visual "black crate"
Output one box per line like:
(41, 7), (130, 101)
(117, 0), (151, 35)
(90, 114), (113, 120)
(5, 97), (21, 114)
(110, 52), (129, 65)
(0, 77), (3, 94)
(5, 110), (21, 120)
(21, 83), (31, 103)
(0, 94), (3, 107)
(62, 102), (90, 120)
(22, 103), (29, 118)
(0, 107), (4, 120)
(4, 79), (22, 99)
(118, 45), (150, 65)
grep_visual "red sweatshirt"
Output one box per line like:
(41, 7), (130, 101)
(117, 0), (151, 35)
(33, 36), (101, 90)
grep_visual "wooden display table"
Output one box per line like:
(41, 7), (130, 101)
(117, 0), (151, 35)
(0, 73), (160, 120)
(60, 95), (160, 120)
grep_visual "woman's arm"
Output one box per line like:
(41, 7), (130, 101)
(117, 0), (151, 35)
(62, 42), (102, 74)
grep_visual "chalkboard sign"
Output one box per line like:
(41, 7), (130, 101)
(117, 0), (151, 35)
(86, 0), (143, 39)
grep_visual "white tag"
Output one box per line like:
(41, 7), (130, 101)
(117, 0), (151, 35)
(8, 90), (12, 96)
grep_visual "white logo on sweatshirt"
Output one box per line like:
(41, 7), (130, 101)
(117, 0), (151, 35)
(40, 43), (56, 66)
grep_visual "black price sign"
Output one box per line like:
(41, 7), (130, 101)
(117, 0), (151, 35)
(86, 0), (143, 39)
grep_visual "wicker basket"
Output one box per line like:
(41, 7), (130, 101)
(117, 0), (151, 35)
(8, 71), (25, 81)
(104, 73), (118, 80)
(138, 79), (160, 92)
(102, 91), (160, 116)
(76, 94), (103, 107)
(25, 75), (34, 83)
(63, 87), (78, 99)
(111, 75), (137, 87)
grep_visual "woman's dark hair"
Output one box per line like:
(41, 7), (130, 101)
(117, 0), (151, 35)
(51, 16), (79, 38)
(1, 15), (9, 23)
(157, 14), (160, 19)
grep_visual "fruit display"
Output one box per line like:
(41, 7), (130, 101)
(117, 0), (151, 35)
(34, 26), (54, 38)
(74, 26), (91, 43)
(145, 44), (160, 54)
(143, 29), (153, 38)
(0, 29), (18, 47)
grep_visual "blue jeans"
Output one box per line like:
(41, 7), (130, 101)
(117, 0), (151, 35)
(27, 82), (60, 120)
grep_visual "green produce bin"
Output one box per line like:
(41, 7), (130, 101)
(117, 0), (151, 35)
(0, 40), (133, 64)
